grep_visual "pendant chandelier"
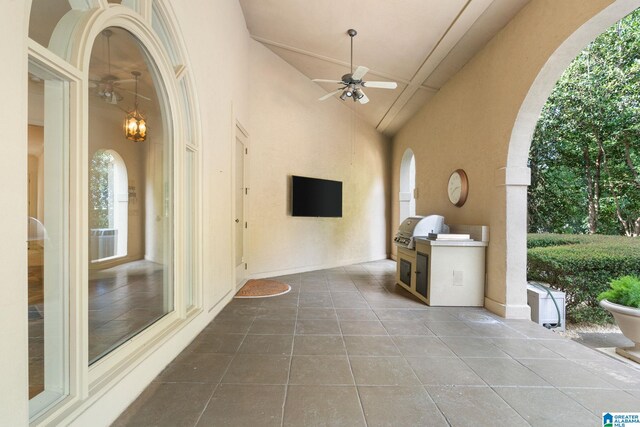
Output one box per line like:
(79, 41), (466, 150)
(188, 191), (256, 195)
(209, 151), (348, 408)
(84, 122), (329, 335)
(124, 71), (147, 142)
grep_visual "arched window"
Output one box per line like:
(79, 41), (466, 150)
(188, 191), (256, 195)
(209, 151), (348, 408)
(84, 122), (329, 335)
(26, 1), (201, 421)
(89, 149), (128, 261)
(399, 148), (416, 222)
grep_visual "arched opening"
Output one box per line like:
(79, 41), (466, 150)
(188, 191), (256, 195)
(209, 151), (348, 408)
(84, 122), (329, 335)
(505, 1), (640, 318)
(89, 149), (128, 261)
(399, 148), (416, 223)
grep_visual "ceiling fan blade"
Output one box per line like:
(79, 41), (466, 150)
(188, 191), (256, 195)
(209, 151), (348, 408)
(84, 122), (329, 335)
(318, 89), (343, 101)
(351, 66), (369, 81)
(357, 90), (369, 105)
(312, 79), (344, 84)
(114, 79), (137, 84)
(363, 81), (398, 89)
(121, 88), (152, 101)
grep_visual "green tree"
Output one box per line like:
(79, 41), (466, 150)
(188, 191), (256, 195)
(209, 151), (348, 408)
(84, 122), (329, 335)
(90, 150), (114, 229)
(529, 10), (640, 236)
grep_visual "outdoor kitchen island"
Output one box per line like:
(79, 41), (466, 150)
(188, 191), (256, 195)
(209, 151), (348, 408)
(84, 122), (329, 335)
(395, 223), (489, 306)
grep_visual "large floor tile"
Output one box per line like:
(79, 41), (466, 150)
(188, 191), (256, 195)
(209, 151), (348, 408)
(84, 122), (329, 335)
(373, 308), (418, 321)
(392, 336), (456, 357)
(283, 385), (366, 427)
(561, 388), (640, 415)
(292, 335), (346, 355)
(343, 336), (401, 356)
(298, 293), (333, 308)
(440, 337), (509, 358)
(426, 386), (529, 427)
(113, 382), (215, 427)
(255, 307), (298, 320)
(196, 384), (286, 427)
(237, 334), (293, 355)
(494, 387), (599, 426)
(184, 334), (244, 354)
(406, 357), (485, 386)
(518, 358), (617, 388)
(204, 318), (253, 334)
(247, 319), (296, 335)
(349, 356), (420, 386)
(221, 354), (290, 384)
(381, 320), (434, 336)
(340, 320), (388, 335)
(335, 308), (378, 320)
(462, 357), (550, 386)
(295, 318), (341, 335)
(358, 386), (446, 426)
(289, 355), (354, 385)
(296, 307), (336, 320)
(424, 321), (477, 337)
(490, 338), (564, 359)
(155, 353), (233, 383)
(331, 292), (369, 308)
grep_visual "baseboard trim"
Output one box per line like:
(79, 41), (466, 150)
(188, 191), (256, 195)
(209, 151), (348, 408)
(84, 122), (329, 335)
(484, 297), (531, 319)
(249, 254), (391, 279)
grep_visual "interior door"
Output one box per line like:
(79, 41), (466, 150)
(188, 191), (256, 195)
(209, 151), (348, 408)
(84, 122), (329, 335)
(234, 127), (247, 286)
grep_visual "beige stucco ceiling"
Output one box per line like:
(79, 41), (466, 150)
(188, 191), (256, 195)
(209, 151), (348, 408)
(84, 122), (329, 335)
(239, 0), (530, 136)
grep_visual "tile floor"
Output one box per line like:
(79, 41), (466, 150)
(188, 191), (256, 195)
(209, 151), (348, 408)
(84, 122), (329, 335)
(114, 260), (640, 427)
(29, 259), (167, 397)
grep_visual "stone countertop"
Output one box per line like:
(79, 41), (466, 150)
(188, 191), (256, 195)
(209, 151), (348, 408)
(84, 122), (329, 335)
(414, 237), (489, 247)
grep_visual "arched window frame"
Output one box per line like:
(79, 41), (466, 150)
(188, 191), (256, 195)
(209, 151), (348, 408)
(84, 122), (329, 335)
(27, 1), (201, 422)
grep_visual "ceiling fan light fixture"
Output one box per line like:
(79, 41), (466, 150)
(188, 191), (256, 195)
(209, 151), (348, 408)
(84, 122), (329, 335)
(340, 90), (348, 101)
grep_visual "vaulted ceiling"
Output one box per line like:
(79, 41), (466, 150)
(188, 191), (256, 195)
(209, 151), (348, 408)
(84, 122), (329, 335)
(239, 0), (530, 135)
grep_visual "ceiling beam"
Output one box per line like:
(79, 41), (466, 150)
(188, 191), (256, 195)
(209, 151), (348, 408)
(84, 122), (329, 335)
(375, 0), (494, 133)
(251, 35), (432, 88)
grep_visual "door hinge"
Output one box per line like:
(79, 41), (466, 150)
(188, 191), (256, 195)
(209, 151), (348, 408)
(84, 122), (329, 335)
(245, 188), (248, 195)
(244, 263), (248, 270)
(245, 221), (248, 229)
(245, 148), (248, 155)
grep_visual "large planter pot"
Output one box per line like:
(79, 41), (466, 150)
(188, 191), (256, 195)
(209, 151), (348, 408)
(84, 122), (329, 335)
(600, 299), (640, 363)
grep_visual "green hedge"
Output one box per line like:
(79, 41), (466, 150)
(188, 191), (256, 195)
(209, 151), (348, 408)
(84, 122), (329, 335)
(527, 234), (640, 323)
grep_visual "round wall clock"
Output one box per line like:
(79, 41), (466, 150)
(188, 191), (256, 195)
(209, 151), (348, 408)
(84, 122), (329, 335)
(447, 169), (468, 207)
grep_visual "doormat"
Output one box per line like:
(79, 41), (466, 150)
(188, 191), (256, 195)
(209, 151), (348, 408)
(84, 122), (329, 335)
(235, 279), (291, 298)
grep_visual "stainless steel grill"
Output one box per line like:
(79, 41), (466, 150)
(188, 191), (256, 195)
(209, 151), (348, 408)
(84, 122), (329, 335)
(393, 215), (448, 249)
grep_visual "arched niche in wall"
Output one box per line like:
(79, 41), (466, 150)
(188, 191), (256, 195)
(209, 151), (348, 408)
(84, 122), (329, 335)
(399, 148), (416, 223)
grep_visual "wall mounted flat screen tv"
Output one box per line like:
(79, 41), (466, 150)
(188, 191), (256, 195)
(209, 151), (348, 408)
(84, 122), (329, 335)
(292, 175), (342, 217)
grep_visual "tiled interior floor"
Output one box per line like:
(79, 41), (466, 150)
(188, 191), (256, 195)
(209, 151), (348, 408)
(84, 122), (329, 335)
(114, 260), (640, 426)
(88, 260), (168, 362)
(29, 259), (166, 398)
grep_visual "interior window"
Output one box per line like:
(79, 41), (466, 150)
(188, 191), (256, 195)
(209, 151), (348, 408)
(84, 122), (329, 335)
(87, 27), (174, 364)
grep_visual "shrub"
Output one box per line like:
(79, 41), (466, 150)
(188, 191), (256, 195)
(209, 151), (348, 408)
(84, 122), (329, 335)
(527, 233), (589, 249)
(527, 235), (640, 323)
(598, 276), (640, 308)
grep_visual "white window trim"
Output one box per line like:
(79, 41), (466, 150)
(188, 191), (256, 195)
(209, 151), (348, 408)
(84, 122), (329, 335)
(28, 1), (203, 424)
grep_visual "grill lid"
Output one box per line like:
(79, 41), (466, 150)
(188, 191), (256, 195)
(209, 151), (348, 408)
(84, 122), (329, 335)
(394, 215), (448, 249)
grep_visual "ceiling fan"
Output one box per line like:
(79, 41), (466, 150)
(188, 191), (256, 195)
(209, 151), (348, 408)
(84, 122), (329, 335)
(91, 29), (151, 105)
(313, 29), (398, 104)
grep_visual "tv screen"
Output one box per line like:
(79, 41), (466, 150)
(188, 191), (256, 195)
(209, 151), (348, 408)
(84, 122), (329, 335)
(292, 175), (342, 217)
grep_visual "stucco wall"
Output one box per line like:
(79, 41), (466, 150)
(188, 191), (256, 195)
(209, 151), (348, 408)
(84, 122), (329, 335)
(391, 0), (618, 317)
(248, 41), (390, 277)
